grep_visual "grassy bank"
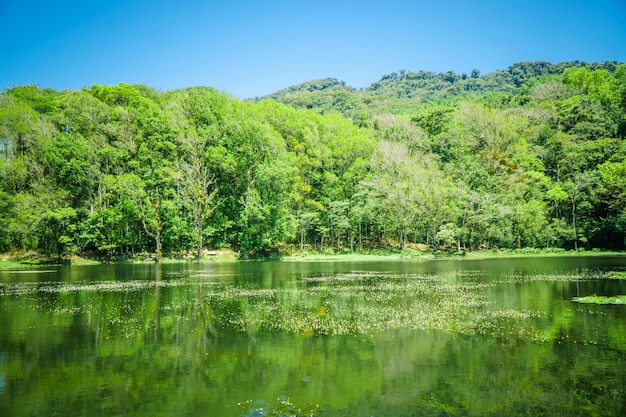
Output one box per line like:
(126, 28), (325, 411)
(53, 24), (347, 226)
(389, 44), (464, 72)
(277, 247), (626, 261)
(1, 248), (625, 268)
(0, 249), (240, 268)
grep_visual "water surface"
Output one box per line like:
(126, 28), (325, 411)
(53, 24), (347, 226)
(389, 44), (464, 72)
(1, 256), (626, 416)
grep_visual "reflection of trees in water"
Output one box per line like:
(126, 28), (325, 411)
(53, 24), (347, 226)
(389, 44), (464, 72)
(2, 269), (626, 416)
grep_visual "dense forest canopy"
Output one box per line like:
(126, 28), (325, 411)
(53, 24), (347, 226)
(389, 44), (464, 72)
(1, 60), (625, 259)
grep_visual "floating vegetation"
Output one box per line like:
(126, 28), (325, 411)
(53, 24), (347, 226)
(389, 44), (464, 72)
(0, 268), (603, 344)
(572, 295), (626, 304)
(607, 271), (626, 279)
(238, 397), (320, 417)
(0, 277), (224, 296)
(493, 270), (604, 284)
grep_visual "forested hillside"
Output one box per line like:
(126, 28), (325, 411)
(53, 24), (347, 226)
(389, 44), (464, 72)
(263, 61), (623, 120)
(1, 61), (625, 260)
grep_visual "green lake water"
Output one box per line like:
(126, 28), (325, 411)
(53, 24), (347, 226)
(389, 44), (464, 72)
(1, 256), (626, 416)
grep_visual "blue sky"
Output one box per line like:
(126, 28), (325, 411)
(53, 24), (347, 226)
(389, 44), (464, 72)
(1, 0), (625, 98)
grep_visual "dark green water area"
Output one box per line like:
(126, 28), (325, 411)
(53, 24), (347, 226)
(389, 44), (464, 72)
(2, 256), (626, 416)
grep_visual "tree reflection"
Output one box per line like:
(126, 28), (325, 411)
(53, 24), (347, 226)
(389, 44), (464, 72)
(1, 266), (626, 416)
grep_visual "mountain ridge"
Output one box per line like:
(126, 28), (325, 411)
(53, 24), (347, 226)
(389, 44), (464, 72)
(257, 60), (623, 119)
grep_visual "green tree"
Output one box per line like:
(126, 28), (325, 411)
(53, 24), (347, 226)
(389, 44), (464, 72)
(561, 171), (599, 250)
(219, 107), (297, 256)
(0, 93), (45, 157)
(599, 160), (626, 247)
(179, 145), (220, 260)
(367, 141), (425, 250)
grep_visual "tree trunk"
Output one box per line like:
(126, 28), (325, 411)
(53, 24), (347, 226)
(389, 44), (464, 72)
(196, 220), (202, 261)
(155, 229), (161, 263)
(572, 201), (578, 251)
(241, 168), (254, 260)
(350, 232), (354, 254)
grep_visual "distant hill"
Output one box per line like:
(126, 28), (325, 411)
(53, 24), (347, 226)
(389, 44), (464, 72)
(258, 60), (623, 121)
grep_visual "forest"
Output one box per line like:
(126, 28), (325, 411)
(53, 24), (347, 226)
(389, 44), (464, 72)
(1, 60), (625, 260)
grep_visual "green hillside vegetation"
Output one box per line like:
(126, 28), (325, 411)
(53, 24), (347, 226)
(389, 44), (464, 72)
(1, 60), (625, 260)
(262, 61), (623, 120)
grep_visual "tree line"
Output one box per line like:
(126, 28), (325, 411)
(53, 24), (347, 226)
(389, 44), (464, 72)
(1, 61), (625, 259)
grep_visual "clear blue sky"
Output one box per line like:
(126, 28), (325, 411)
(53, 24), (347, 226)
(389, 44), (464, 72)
(1, 0), (625, 98)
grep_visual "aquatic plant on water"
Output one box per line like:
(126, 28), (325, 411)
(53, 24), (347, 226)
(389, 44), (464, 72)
(238, 397), (319, 417)
(572, 295), (626, 304)
(2, 269), (598, 344)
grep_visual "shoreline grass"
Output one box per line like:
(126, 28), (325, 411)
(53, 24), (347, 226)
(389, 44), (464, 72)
(278, 248), (626, 262)
(1, 248), (625, 268)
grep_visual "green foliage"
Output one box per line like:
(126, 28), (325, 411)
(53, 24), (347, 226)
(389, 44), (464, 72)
(411, 104), (455, 136)
(1, 60), (625, 259)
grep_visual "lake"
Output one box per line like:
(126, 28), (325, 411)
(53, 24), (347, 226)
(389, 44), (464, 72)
(1, 256), (626, 416)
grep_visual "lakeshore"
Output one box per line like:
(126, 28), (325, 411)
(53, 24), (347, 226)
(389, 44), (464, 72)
(2, 247), (625, 268)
